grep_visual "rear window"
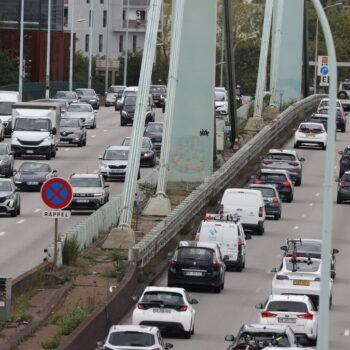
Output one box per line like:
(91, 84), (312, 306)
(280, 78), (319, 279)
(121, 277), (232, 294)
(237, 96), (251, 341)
(253, 187), (276, 197)
(266, 153), (296, 161)
(178, 247), (213, 262)
(267, 301), (308, 313)
(299, 123), (323, 132)
(286, 241), (321, 254)
(285, 259), (320, 272)
(141, 292), (184, 305)
(238, 333), (290, 347)
(222, 192), (260, 206)
(259, 174), (287, 182)
(108, 331), (155, 347)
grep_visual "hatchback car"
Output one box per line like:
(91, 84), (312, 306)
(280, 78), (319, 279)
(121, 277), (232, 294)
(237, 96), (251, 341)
(215, 90), (228, 115)
(256, 294), (318, 343)
(294, 122), (327, 150)
(13, 162), (57, 191)
(316, 97), (344, 113)
(0, 143), (14, 178)
(120, 94), (155, 126)
(168, 241), (226, 293)
(260, 149), (304, 186)
(66, 103), (96, 129)
(253, 169), (294, 202)
(97, 325), (173, 350)
(318, 106), (346, 132)
(59, 118), (87, 147)
(248, 184), (282, 220)
(0, 178), (20, 217)
(144, 122), (163, 150)
(75, 88), (100, 109)
(225, 324), (300, 349)
(337, 170), (350, 204)
(105, 85), (125, 107)
(338, 146), (350, 177)
(68, 173), (109, 210)
(121, 137), (156, 167)
(54, 91), (79, 104)
(132, 286), (198, 338)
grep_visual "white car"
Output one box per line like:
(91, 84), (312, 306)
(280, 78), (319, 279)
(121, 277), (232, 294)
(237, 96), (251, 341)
(132, 286), (198, 339)
(256, 294), (318, 342)
(316, 97), (344, 113)
(271, 257), (333, 310)
(294, 122), (327, 150)
(215, 90), (228, 115)
(65, 103), (97, 129)
(98, 325), (173, 350)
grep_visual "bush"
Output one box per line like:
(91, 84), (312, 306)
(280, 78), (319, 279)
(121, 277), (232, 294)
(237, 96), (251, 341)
(41, 332), (61, 349)
(62, 235), (80, 266)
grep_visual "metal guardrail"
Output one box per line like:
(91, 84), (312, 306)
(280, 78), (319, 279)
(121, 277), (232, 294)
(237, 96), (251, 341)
(129, 95), (325, 267)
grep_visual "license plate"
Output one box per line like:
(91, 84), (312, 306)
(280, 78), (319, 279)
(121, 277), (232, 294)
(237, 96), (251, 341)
(307, 134), (315, 137)
(293, 280), (310, 286)
(76, 199), (89, 203)
(25, 150), (34, 154)
(110, 170), (124, 173)
(278, 317), (296, 324)
(184, 271), (203, 276)
(153, 308), (171, 313)
(27, 182), (38, 185)
(60, 140), (70, 143)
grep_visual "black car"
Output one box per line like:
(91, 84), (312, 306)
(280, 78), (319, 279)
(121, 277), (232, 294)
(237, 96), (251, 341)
(0, 178), (20, 217)
(149, 85), (166, 108)
(319, 107), (346, 132)
(337, 170), (350, 204)
(54, 91), (79, 104)
(13, 162), (57, 191)
(59, 118), (87, 147)
(0, 143), (14, 178)
(120, 95), (155, 126)
(121, 136), (156, 167)
(144, 122), (163, 150)
(338, 146), (350, 177)
(75, 88), (100, 109)
(309, 113), (328, 130)
(168, 241), (226, 293)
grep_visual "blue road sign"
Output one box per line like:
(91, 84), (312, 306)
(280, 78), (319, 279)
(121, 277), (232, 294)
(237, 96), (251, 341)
(41, 178), (73, 210)
(320, 66), (329, 76)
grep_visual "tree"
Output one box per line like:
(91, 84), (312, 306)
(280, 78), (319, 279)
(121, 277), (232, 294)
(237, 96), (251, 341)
(73, 50), (104, 86)
(0, 48), (18, 86)
(117, 50), (143, 86)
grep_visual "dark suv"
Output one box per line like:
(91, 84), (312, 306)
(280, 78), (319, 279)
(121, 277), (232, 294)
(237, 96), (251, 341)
(59, 118), (87, 147)
(338, 146), (350, 177)
(337, 171), (350, 204)
(149, 85), (166, 108)
(75, 88), (100, 109)
(120, 95), (155, 126)
(168, 241), (226, 293)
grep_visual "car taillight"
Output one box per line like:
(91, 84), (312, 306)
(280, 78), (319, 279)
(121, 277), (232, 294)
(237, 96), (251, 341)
(320, 130), (326, 133)
(254, 179), (262, 184)
(297, 313), (314, 320)
(272, 198), (280, 203)
(219, 204), (224, 214)
(276, 275), (289, 280)
(212, 262), (221, 267)
(282, 181), (291, 187)
(137, 304), (145, 309)
(238, 239), (243, 246)
(194, 235), (199, 242)
(340, 182), (346, 188)
(259, 206), (263, 217)
(179, 306), (188, 311)
(261, 311), (277, 318)
(263, 161), (273, 165)
(314, 277), (320, 281)
(340, 113), (345, 120)
(288, 162), (299, 166)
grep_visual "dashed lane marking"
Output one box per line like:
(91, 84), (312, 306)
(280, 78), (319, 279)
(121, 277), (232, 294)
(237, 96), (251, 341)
(0, 232), (6, 237)
(16, 219), (25, 224)
(293, 226), (299, 230)
(103, 129), (108, 132)
(34, 209), (41, 213)
(65, 148), (69, 151)
(344, 330), (350, 337)
(309, 203), (314, 207)
(91, 135), (96, 138)
(315, 193), (320, 197)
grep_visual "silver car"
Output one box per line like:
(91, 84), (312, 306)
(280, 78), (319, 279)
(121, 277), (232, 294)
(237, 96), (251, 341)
(260, 149), (304, 186)
(65, 103), (97, 129)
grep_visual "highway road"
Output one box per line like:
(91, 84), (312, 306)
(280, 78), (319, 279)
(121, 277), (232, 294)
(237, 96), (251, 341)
(120, 127), (350, 349)
(0, 107), (163, 279)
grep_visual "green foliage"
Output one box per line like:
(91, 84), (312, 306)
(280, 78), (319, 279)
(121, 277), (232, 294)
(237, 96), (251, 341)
(117, 50), (143, 85)
(73, 51), (104, 85)
(0, 48), (18, 85)
(62, 235), (80, 266)
(138, 182), (156, 198)
(41, 332), (61, 350)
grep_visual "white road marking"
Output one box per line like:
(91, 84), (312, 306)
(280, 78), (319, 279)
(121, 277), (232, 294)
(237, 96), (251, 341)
(93, 170), (99, 174)
(16, 219), (25, 224)
(0, 232), (6, 237)
(103, 129), (108, 132)
(344, 330), (350, 337)
(91, 135), (96, 138)
(315, 193), (320, 197)
(34, 208), (41, 213)
(309, 203), (314, 207)
(293, 225), (299, 230)
(301, 214), (306, 218)
(65, 148), (69, 152)
(334, 165), (337, 169)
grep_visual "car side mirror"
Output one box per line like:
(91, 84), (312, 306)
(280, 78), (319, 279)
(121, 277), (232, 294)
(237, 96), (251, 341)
(300, 157), (305, 161)
(255, 303), (263, 309)
(331, 271), (336, 279)
(98, 156), (103, 160)
(225, 335), (235, 342)
(245, 233), (252, 240)
(338, 151), (344, 155)
(333, 248), (339, 254)
(52, 127), (57, 135)
(280, 245), (287, 252)
(190, 298), (199, 305)
(96, 341), (104, 347)
(165, 343), (173, 350)
(271, 267), (278, 273)
(52, 169), (57, 173)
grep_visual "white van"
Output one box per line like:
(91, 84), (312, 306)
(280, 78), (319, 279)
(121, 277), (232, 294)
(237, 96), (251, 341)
(220, 188), (265, 235)
(195, 214), (251, 271)
(116, 86), (138, 110)
(0, 91), (20, 136)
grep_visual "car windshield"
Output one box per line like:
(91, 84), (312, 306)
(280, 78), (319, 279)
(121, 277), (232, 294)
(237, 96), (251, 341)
(259, 174), (287, 182)
(108, 331), (155, 347)
(178, 247), (213, 261)
(253, 187), (276, 197)
(104, 150), (129, 160)
(124, 96), (137, 106)
(320, 100), (341, 108)
(145, 124), (163, 133)
(285, 259), (320, 272)
(0, 144), (9, 155)
(122, 138), (150, 148)
(215, 92), (226, 101)
(299, 123), (323, 132)
(68, 104), (92, 112)
(76, 89), (95, 96)
(238, 332), (290, 347)
(61, 118), (80, 127)
(55, 92), (76, 99)
(150, 86), (166, 93)
(0, 181), (12, 191)
(20, 162), (50, 172)
(0, 101), (13, 115)
(70, 177), (102, 187)
(14, 118), (50, 132)
(265, 153), (296, 161)
(141, 291), (184, 305)
(267, 301), (308, 313)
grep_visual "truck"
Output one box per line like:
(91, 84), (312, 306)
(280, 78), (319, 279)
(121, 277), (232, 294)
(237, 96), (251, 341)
(337, 79), (350, 111)
(0, 91), (20, 136)
(11, 102), (61, 159)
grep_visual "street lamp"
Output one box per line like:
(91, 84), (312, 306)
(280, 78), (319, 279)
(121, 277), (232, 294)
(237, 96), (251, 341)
(104, 0), (110, 93)
(123, 0), (130, 86)
(313, 2), (342, 93)
(88, 0), (94, 88)
(45, 0), (52, 98)
(18, 0), (24, 102)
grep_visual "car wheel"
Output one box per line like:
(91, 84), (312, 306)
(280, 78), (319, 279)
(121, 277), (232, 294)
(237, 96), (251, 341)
(137, 170), (140, 180)
(236, 262), (243, 272)
(257, 227), (264, 235)
(337, 194), (342, 204)
(46, 153), (51, 160)
(322, 144), (327, 150)
(294, 142), (299, 149)
(342, 127), (346, 132)
(92, 122), (96, 129)
(191, 324), (195, 335)
(214, 285), (221, 293)
(151, 157), (156, 167)
(83, 138), (87, 146)
(295, 178), (301, 186)
(120, 121), (126, 126)
(78, 140), (83, 147)
(286, 194), (293, 203)
(17, 204), (21, 215)
(11, 208), (17, 217)
(183, 331), (191, 339)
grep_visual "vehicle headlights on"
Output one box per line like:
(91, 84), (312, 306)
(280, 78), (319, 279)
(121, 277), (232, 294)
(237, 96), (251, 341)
(88, 115), (94, 119)
(90, 98), (97, 102)
(143, 152), (152, 157)
(121, 110), (128, 116)
(99, 164), (108, 170)
(94, 193), (103, 197)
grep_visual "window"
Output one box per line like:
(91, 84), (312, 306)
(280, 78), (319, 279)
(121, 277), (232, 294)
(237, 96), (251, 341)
(122, 10), (126, 20)
(119, 35), (123, 52)
(89, 10), (92, 27)
(103, 10), (107, 27)
(85, 34), (89, 52)
(136, 10), (146, 20)
(99, 34), (103, 52)
(132, 35), (137, 52)
(100, 0), (104, 3)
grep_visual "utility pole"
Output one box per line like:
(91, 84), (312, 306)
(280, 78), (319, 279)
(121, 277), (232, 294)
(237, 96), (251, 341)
(45, 0), (52, 98)
(88, 0), (93, 88)
(104, 0), (110, 93)
(69, 0), (75, 91)
(123, 0), (130, 86)
(18, 0), (24, 102)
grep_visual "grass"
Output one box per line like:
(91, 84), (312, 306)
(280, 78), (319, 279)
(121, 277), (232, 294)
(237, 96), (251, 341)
(11, 294), (34, 323)
(62, 235), (80, 266)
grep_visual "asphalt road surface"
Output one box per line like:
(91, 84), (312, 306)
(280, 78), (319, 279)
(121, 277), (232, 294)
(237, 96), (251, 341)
(0, 107), (163, 278)
(120, 128), (350, 349)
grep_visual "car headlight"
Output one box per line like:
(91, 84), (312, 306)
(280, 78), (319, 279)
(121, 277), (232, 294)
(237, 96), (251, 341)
(43, 137), (51, 142)
(143, 152), (151, 157)
(121, 110), (127, 116)
(94, 193), (103, 197)
(5, 194), (15, 199)
(99, 164), (108, 170)
(88, 115), (94, 119)
(90, 99), (97, 102)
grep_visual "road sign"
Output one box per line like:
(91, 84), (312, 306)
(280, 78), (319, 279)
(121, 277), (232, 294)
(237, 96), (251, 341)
(318, 55), (329, 76)
(41, 178), (73, 210)
(42, 210), (71, 219)
(320, 75), (329, 87)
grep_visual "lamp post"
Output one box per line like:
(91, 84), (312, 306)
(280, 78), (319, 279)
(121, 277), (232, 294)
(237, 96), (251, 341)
(45, 0), (52, 98)
(123, 0), (130, 86)
(88, 0), (94, 88)
(69, 0), (75, 91)
(313, 2), (342, 93)
(105, 0), (110, 93)
(18, 0), (24, 102)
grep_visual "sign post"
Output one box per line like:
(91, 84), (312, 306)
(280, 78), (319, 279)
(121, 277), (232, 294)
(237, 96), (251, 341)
(40, 178), (73, 268)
